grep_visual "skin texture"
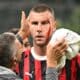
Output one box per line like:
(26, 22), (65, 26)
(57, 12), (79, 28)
(28, 11), (56, 46)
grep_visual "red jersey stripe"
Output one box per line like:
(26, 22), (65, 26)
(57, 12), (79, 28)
(35, 60), (42, 80)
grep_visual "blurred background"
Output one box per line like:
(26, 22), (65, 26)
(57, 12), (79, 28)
(0, 0), (80, 34)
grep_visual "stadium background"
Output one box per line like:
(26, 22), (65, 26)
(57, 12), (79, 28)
(0, 0), (80, 34)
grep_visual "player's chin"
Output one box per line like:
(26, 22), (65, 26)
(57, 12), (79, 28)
(36, 40), (47, 46)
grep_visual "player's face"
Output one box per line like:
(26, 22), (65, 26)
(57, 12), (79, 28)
(28, 11), (56, 46)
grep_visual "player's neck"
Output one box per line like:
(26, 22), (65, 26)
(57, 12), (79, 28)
(33, 45), (46, 56)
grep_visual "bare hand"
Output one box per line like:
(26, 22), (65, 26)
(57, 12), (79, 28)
(18, 11), (30, 40)
(46, 39), (68, 68)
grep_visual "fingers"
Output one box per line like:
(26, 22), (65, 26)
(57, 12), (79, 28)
(21, 11), (29, 31)
(18, 11), (30, 39)
(53, 39), (68, 51)
(47, 39), (68, 61)
(47, 38), (68, 68)
(21, 11), (25, 21)
(21, 11), (26, 29)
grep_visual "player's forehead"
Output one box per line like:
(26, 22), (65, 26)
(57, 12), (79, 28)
(28, 11), (53, 21)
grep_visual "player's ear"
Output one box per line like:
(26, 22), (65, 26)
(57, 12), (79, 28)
(52, 20), (56, 32)
(49, 16), (56, 33)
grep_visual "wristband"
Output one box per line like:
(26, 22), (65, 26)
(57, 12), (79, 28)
(16, 34), (23, 45)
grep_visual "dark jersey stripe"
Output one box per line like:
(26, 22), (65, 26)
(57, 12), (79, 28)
(19, 52), (25, 78)
(71, 57), (77, 80)
(29, 53), (35, 80)
(24, 50), (30, 80)
(41, 61), (46, 80)
(76, 55), (80, 80)
(65, 59), (71, 80)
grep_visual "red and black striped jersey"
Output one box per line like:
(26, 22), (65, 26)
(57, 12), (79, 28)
(59, 54), (80, 80)
(23, 50), (46, 80)
(18, 49), (80, 80)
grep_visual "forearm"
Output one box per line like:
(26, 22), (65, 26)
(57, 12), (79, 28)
(46, 67), (58, 80)
(16, 30), (29, 46)
(17, 31), (27, 40)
